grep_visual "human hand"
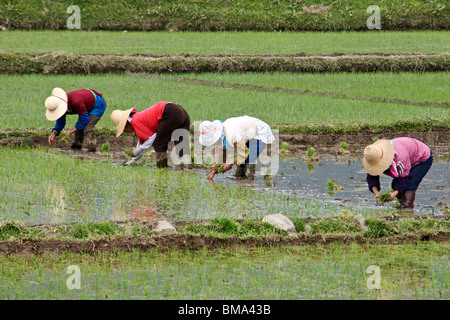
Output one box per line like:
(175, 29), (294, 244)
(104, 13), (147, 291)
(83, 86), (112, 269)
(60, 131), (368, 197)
(389, 191), (398, 202)
(207, 170), (216, 180)
(222, 163), (233, 172)
(133, 147), (144, 157)
(124, 158), (137, 166)
(48, 131), (57, 145)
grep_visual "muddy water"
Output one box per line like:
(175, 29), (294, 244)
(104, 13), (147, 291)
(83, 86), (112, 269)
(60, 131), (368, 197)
(211, 157), (449, 216)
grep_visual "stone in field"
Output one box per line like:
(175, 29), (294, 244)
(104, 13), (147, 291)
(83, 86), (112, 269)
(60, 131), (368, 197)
(154, 220), (177, 235)
(304, 225), (312, 234)
(262, 213), (297, 236)
(354, 214), (368, 233)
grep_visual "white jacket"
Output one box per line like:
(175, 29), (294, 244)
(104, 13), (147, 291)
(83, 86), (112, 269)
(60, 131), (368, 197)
(222, 116), (274, 146)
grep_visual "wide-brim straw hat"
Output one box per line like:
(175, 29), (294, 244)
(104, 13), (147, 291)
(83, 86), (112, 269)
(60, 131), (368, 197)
(45, 88), (68, 121)
(198, 120), (223, 146)
(110, 108), (135, 137)
(362, 139), (395, 176)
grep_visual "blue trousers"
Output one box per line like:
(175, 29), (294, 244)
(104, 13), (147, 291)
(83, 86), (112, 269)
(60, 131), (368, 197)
(239, 139), (267, 168)
(88, 94), (107, 117)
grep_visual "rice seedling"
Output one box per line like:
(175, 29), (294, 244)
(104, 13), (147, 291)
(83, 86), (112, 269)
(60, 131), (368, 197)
(377, 193), (391, 203)
(100, 142), (110, 152)
(338, 141), (350, 155)
(377, 189), (394, 203)
(326, 179), (344, 193)
(280, 141), (290, 157)
(303, 147), (319, 163)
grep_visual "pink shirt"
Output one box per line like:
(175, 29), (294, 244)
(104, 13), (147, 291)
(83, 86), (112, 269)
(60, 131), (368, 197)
(386, 138), (430, 178)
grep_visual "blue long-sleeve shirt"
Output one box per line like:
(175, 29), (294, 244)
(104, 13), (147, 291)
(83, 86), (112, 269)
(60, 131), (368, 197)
(52, 112), (90, 134)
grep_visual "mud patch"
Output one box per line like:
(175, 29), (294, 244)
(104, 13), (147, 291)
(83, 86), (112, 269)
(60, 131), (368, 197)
(302, 5), (332, 14)
(1, 232), (449, 256)
(1, 130), (449, 153)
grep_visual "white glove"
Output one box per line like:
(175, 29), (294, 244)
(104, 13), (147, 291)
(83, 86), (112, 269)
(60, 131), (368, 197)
(124, 158), (136, 166)
(133, 147), (144, 157)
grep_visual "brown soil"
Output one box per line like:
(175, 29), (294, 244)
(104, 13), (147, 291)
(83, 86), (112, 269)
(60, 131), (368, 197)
(1, 130), (448, 158)
(1, 232), (448, 256)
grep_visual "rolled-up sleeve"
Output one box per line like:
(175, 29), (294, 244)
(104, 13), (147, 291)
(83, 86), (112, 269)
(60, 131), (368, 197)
(366, 174), (380, 192)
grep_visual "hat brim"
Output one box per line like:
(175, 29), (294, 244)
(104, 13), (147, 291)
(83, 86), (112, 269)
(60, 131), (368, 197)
(199, 130), (222, 147)
(362, 139), (395, 175)
(111, 108), (134, 137)
(46, 103), (67, 121)
(45, 88), (68, 121)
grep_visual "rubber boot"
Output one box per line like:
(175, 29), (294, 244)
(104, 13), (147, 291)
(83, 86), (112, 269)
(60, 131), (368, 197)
(155, 151), (168, 168)
(401, 190), (416, 210)
(180, 154), (193, 170)
(396, 192), (406, 207)
(244, 163), (256, 180)
(235, 165), (245, 177)
(71, 131), (84, 149)
(85, 131), (97, 152)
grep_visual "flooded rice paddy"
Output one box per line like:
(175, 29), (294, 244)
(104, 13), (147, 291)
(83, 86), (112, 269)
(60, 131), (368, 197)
(209, 157), (449, 216)
(2, 147), (448, 226)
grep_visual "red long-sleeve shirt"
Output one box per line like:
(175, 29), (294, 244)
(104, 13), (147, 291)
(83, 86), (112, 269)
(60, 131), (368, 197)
(66, 89), (103, 115)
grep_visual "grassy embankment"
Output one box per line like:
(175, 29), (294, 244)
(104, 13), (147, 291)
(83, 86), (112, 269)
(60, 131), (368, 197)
(0, 0), (448, 31)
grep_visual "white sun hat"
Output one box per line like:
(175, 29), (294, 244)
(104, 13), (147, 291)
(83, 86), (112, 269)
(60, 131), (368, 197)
(44, 88), (68, 121)
(110, 108), (135, 137)
(198, 120), (223, 146)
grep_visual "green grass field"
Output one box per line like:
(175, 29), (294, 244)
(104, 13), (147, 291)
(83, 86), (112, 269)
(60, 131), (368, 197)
(0, 73), (448, 132)
(1, 243), (448, 299)
(170, 71), (450, 104)
(1, 30), (449, 54)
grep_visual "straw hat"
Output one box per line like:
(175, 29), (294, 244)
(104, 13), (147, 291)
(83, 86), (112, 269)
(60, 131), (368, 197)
(110, 108), (135, 137)
(362, 139), (395, 175)
(44, 88), (68, 121)
(198, 120), (223, 146)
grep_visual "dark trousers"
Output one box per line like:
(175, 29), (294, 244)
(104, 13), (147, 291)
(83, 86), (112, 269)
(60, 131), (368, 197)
(74, 115), (101, 141)
(153, 103), (190, 157)
(392, 152), (433, 192)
